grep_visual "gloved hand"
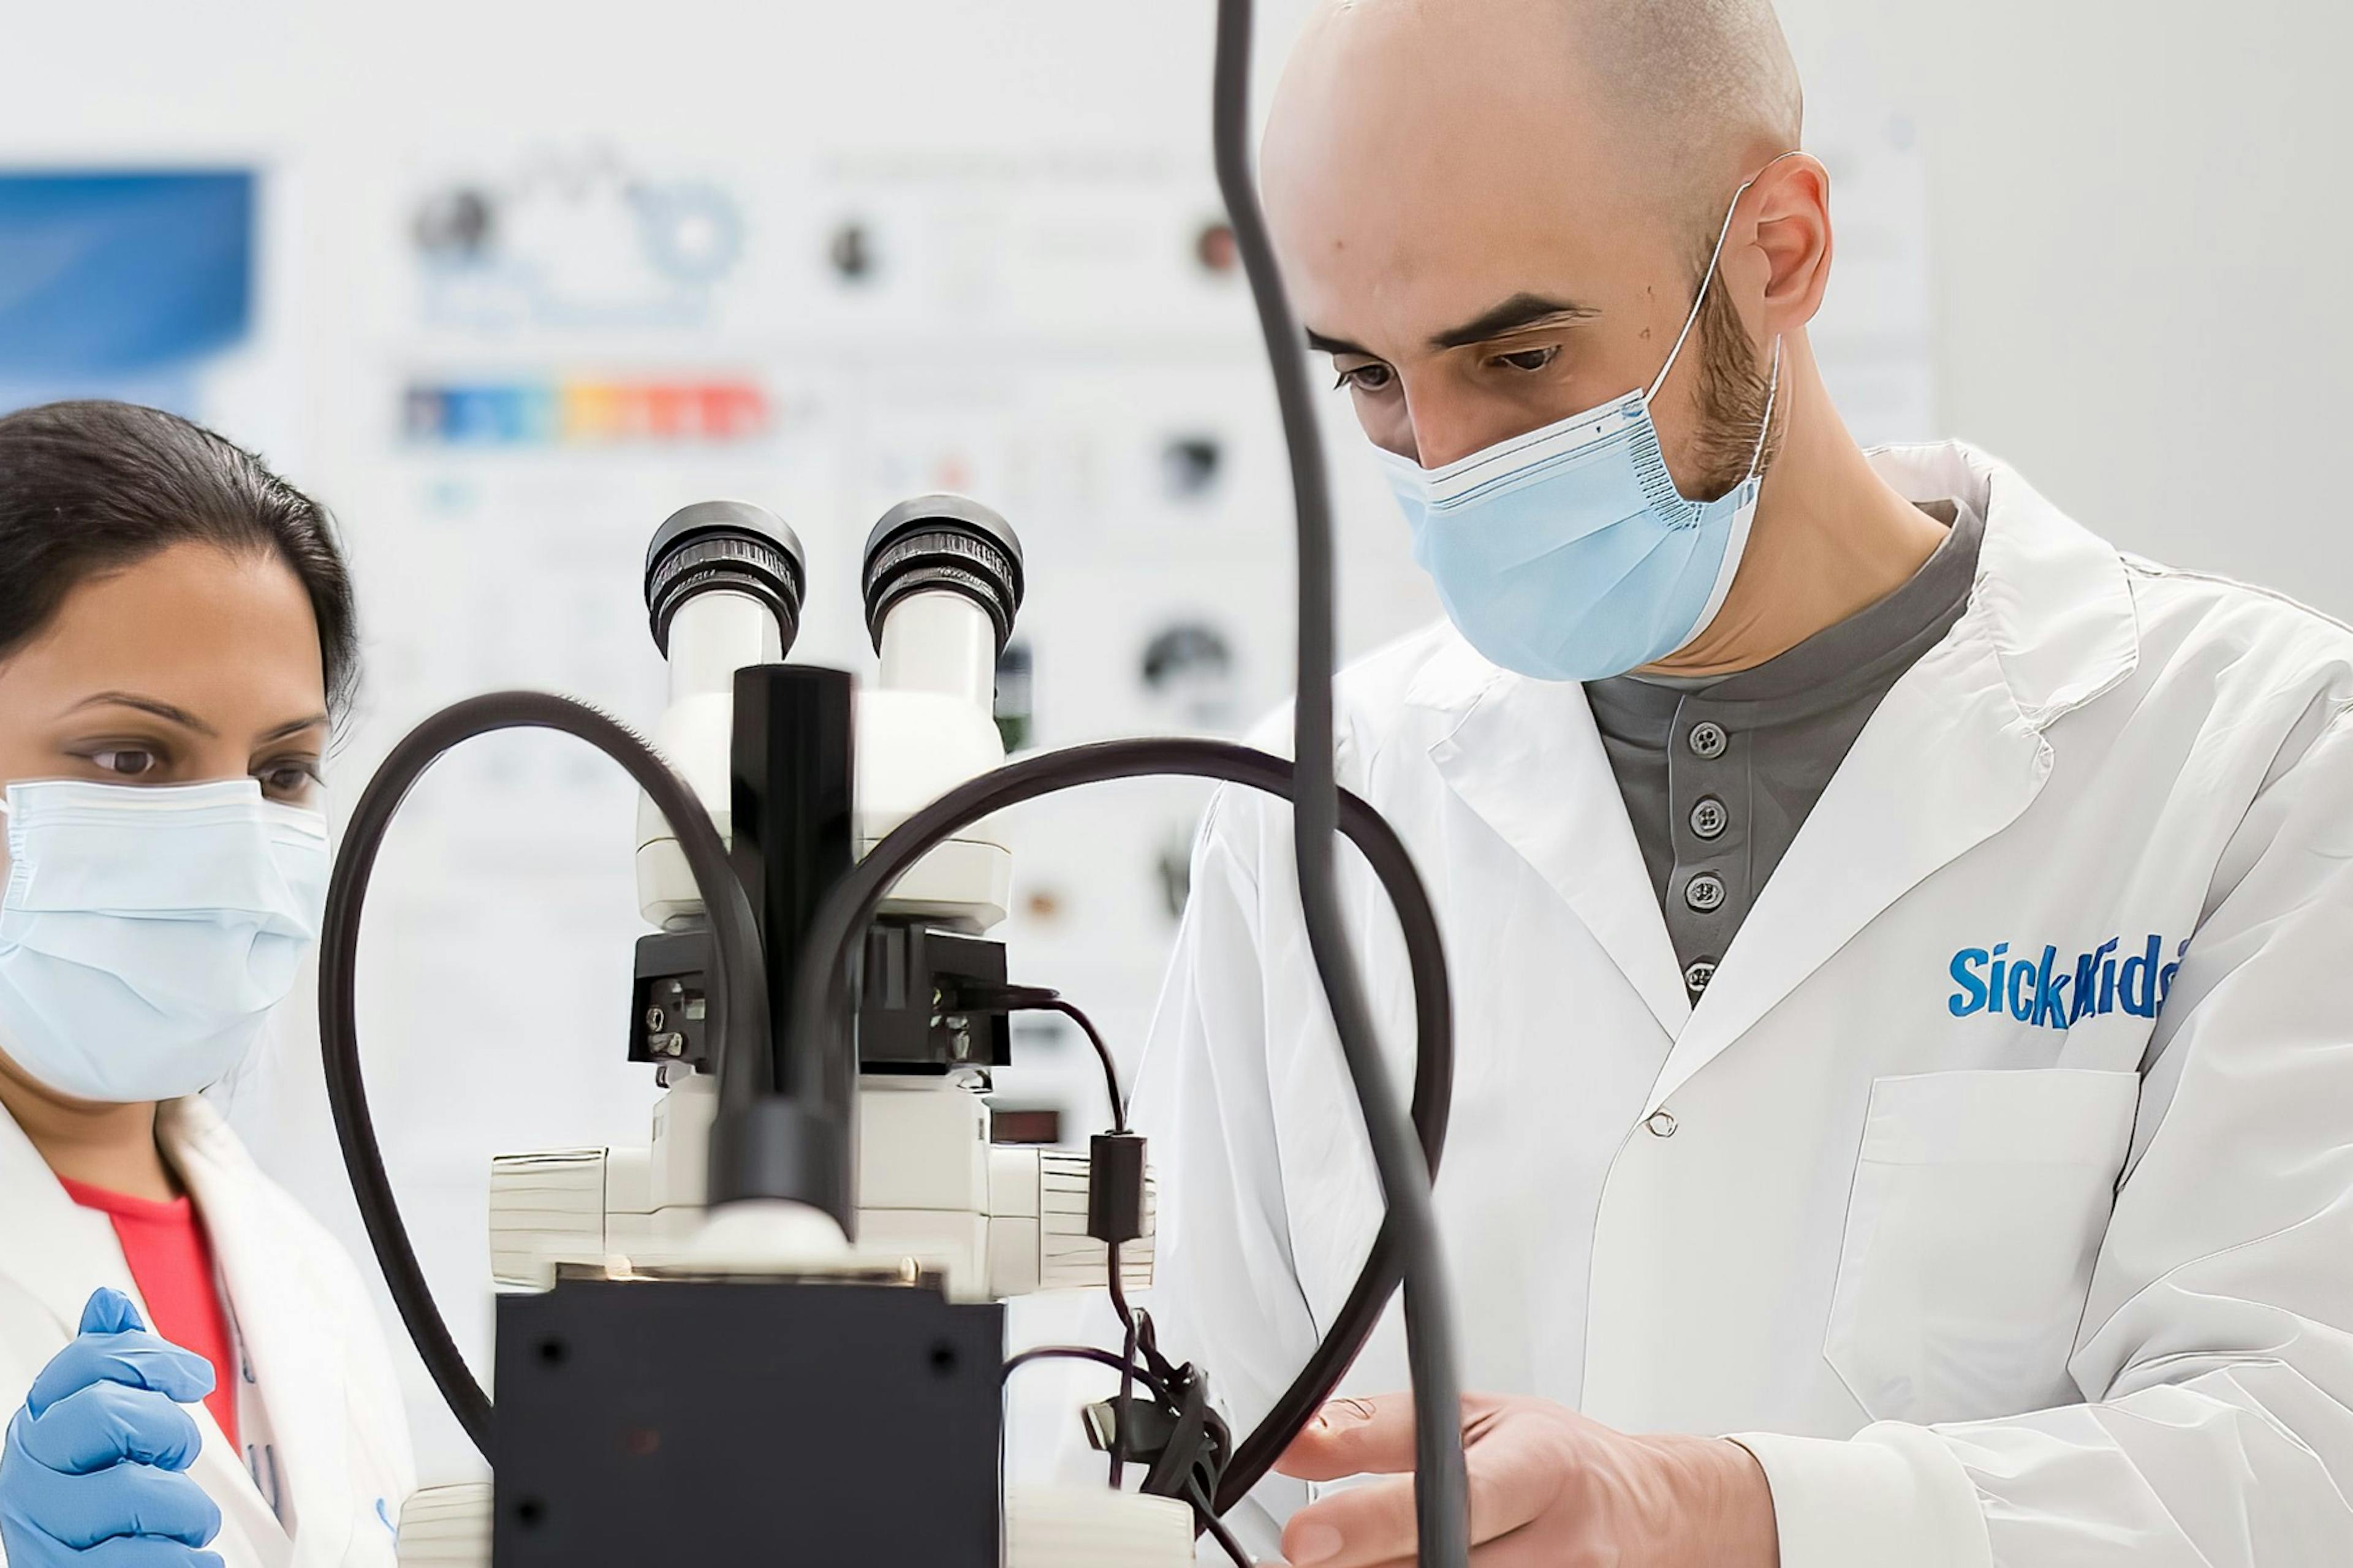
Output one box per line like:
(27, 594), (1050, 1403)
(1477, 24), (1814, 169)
(0, 1289), (223, 1567)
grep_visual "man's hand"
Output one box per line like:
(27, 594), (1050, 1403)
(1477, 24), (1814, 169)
(1273, 1392), (1779, 1567)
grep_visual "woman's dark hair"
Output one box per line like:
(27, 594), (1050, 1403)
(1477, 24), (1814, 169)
(0, 400), (359, 717)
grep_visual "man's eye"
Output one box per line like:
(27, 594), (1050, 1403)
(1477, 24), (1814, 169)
(1333, 362), (1396, 394)
(87, 749), (157, 778)
(1491, 346), (1559, 373)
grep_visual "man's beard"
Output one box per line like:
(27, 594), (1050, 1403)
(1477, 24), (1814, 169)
(1680, 269), (1781, 502)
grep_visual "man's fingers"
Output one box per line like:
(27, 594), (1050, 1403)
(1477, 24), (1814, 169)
(1275, 1395), (1419, 1481)
(15, 1383), (206, 1475)
(1281, 1476), (1419, 1567)
(28, 1333), (216, 1418)
(1278, 1404), (1561, 1567)
(1277, 1392), (1520, 1483)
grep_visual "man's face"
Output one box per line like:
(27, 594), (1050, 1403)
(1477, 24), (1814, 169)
(1263, 2), (1771, 494)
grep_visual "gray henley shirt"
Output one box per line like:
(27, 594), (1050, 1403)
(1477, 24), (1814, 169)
(1584, 498), (1985, 999)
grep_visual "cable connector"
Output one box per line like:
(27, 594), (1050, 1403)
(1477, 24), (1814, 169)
(1088, 1131), (1148, 1245)
(940, 980), (1061, 1013)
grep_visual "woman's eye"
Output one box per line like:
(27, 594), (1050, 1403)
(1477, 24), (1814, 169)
(87, 749), (157, 779)
(258, 763), (320, 798)
(1333, 362), (1396, 395)
(1491, 346), (1560, 373)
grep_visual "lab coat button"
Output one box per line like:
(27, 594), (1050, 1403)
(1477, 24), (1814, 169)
(1690, 797), (1728, 839)
(1684, 959), (1716, 994)
(1645, 1110), (1678, 1138)
(1684, 872), (1726, 912)
(1689, 721), (1729, 759)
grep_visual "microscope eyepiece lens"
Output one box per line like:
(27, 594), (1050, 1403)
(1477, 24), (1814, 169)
(860, 494), (1025, 657)
(644, 500), (807, 656)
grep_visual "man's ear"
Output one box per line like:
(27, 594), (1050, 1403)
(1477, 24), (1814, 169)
(1744, 153), (1833, 336)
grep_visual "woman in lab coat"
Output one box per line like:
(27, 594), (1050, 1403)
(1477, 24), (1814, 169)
(0, 401), (414, 1567)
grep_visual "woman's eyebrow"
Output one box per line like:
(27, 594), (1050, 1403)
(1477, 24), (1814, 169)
(256, 714), (331, 744)
(61, 691), (216, 737)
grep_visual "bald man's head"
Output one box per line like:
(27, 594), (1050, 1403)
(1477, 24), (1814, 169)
(1276, 0), (1800, 256)
(1264, 0), (1825, 487)
(1580, 0), (1805, 227)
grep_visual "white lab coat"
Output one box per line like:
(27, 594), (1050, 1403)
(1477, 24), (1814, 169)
(1135, 441), (2353, 1566)
(0, 1094), (415, 1568)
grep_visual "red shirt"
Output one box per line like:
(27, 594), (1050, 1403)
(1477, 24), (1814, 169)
(59, 1178), (240, 1452)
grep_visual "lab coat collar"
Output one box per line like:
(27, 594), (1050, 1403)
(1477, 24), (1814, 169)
(1422, 673), (1696, 1040)
(163, 1096), (350, 1568)
(0, 1094), (140, 1335)
(1866, 440), (2140, 727)
(1409, 441), (2141, 1098)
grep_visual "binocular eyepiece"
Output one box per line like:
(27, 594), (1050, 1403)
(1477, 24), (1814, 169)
(642, 494), (1024, 665)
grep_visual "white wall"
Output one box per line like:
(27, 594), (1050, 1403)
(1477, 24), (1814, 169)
(1777, 0), (2353, 598)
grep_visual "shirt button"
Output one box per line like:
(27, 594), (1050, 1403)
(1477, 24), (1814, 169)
(1684, 959), (1716, 994)
(1684, 872), (1726, 913)
(1688, 721), (1728, 760)
(1645, 1109), (1679, 1138)
(1689, 797), (1728, 839)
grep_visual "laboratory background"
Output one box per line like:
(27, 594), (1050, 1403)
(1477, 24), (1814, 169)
(1, 0), (2343, 1487)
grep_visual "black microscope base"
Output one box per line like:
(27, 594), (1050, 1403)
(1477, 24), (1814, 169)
(491, 1276), (1004, 1566)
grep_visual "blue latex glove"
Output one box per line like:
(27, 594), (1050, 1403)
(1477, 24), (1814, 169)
(0, 1289), (222, 1567)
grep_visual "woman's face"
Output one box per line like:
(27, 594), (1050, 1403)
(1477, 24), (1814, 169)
(0, 542), (329, 815)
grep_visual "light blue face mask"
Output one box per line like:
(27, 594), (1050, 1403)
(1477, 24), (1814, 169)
(1379, 170), (1785, 682)
(0, 778), (330, 1104)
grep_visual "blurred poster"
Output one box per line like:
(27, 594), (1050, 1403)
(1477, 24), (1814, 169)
(0, 171), (255, 415)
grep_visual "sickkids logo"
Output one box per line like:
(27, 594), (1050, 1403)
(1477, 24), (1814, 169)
(1949, 934), (2188, 1029)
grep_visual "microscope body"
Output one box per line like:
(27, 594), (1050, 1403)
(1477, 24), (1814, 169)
(455, 499), (1183, 1568)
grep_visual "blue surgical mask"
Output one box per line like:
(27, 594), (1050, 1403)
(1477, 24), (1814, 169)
(0, 778), (330, 1104)
(1379, 170), (1785, 682)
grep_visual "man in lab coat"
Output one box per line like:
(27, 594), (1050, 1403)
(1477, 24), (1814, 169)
(1133, 0), (2353, 1562)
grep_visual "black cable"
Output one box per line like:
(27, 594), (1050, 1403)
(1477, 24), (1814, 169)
(1109, 1244), (1138, 1489)
(1002, 1345), (1177, 1407)
(961, 985), (1128, 1135)
(779, 736), (1452, 1520)
(1210, 1), (1469, 1559)
(317, 691), (771, 1460)
(1191, 1480), (1253, 1568)
(1039, 997), (1125, 1133)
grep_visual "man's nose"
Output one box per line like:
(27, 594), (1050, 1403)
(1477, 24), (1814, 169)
(1403, 395), (1519, 471)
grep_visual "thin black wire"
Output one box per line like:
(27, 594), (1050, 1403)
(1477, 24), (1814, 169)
(1002, 1345), (1176, 1407)
(1191, 1480), (1253, 1568)
(1110, 1240), (1138, 1490)
(1039, 996), (1125, 1132)
(1211, 0), (1469, 1561)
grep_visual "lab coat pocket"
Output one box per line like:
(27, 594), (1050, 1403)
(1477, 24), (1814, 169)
(1823, 1068), (2139, 1426)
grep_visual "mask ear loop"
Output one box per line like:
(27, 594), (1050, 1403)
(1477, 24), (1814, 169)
(1745, 336), (1784, 482)
(1646, 149), (1805, 403)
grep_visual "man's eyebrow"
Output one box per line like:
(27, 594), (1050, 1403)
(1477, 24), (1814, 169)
(1305, 327), (1373, 357)
(1428, 292), (1600, 350)
(61, 691), (218, 738)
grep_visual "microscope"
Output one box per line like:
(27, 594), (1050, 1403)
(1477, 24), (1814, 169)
(393, 497), (1179, 1567)
(328, 4), (1474, 1562)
